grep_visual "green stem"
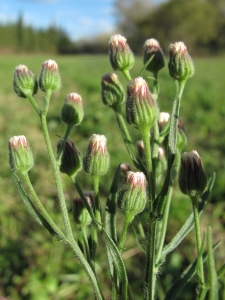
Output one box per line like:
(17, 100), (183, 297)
(155, 186), (173, 264)
(56, 123), (74, 164)
(26, 94), (41, 115)
(93, 175), (101, 223)
(144, 220), (157, 300)
(122, 69), (132, 82)
(140, 126), (155, 204)
(118, 214), (134, 252)
(20, 172), (65, 238)
(191, 196), (205, 293)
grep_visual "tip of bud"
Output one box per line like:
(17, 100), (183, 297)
(109, 34), (127, 46)
(169, 41), (187, 53)
(43, 59), (59, 71)
(143, 38), (160, 48)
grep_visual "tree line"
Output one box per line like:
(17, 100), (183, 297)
(0, 0), (225, 55)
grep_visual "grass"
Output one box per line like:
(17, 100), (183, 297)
(0, 53), (224, 299)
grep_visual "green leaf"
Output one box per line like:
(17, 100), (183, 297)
(13, 173), (60, 239)
(207, 227), (219, 300)
(164, 240), (221, 300)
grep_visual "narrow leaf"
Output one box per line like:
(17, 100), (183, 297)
(207, 227), (219, 300)
(164, 240), (221, 300)
(13, 174), (60, 239)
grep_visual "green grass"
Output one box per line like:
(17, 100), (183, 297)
(0, 54), (225, 299)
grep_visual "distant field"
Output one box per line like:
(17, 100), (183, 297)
(0, 54), (225, 299)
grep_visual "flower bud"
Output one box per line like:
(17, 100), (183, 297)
(101, 73), (124, 108)
(179, 150), (207, 197)
(61, 93), (84, 126)
(39, 59), (61, 92)
(72, 192), (94, 226)
(158, 112), (170, 130)
(118, 171), (147, 217)
(57, 138), (82, 177)
(120, 163), (131, 175)
(126, 77), (159, 129)
(9, 135), (34, 173)
(83, 134), (110, 177)
(109, 34), (135, 72)
(136, 140), (145, 159)
(143, 38), (165, 73)
(13, 65), (38, 98)
(168, 42), (194, 82)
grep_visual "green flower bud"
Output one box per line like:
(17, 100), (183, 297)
(61, 93), (84, 126)
(83, 134), (110, 177)
(13, 65), (38, 98)
(179, 150), (207, 197)
(72, 192), (94, 226)
(39, 59), (61, 92)
(118, 171), (147, 217)
(57, 138), (82, 177)
(109, 34), (135, 72)
(168, 42), (194, 82)
(126, 77), (159, 129)
(143, 38), (165, 73)
(101, 73), (124, 109)
(9, 135), (34, 173)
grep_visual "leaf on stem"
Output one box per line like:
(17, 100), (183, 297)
(164, 240), (221, 300)
(13, 174), (60, 239)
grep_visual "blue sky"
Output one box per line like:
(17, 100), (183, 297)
(0, 0), (163, 41)
(0, 0), (115, 40)
(0, 0), (116, 41)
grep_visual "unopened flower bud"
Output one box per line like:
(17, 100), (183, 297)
(57, 138), (82, 177)
(72, 192), (94, 226)
(168, 42), (194, 82)
(109, 34), (135, 72)
(120, 163), (131, 175)
(9, 135), (34, 173)
(179, 150), (207, 197)
(118, 171), (147, 217)
(143, 38), (165, 73)
(61, 93), (84, 126)
(158, 112), (170, 130)
(126, 77), (159, 129)
(101, 73), (124, 109)
(83, 134), (110, 177)
(13, 65), (38, 98)
(136, 140), (145, 159)
(39, 59), (61, 92)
